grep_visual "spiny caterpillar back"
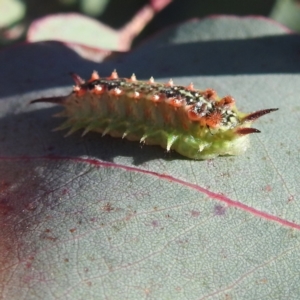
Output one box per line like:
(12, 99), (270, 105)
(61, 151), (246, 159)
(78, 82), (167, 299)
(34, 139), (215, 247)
(31, 70), (278, 159)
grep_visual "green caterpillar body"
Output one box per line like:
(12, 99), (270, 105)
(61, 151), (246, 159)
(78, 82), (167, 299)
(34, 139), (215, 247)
(31, 71), (278, 160)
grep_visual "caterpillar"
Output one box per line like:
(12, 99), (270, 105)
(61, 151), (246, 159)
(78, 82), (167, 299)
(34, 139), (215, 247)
(31, 70), (278, 160)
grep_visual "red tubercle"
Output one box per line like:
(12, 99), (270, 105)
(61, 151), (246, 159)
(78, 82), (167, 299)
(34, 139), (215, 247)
(91, 84), (105, 95)
(148, 77), (155, 84)
(166, 97), (184, 108)
(165, 79), (174, 87)
(216, 95), (235, 108)
(107, 70), (119, 80)
(205, 111), (223, 128)
(151, 94), (161, 103)
(126, 74), (137, 82)
(132, 90), (141, 100)
(109, 87), (123, 96)
(73, 85), (87, 97)
(70, 72), (85, 85)
(187, 108), (202, 121)
(201, 88), (217, 100)
(87, 70), (100, 82)
(186, 104), (207, 125)
(186, 83), (194, 91)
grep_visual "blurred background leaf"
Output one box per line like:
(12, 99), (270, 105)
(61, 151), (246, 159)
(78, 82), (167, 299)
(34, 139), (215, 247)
(1, 0), (300, 52)
(270, 0), (300, 31)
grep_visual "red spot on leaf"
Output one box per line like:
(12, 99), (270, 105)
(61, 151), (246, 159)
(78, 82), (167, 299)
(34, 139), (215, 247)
(263, 185), (272, 192)
(102, 203), (114, 212)
(214, 205), (226, 216)
(24, 201), (38, 211)
(151, 220), (159, 227)
(61, 188), (69, 195)
(191, 210), (200, 217)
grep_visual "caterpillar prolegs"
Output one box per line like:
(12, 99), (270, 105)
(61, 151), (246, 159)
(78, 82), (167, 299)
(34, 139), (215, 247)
(31, 71), (278, 159)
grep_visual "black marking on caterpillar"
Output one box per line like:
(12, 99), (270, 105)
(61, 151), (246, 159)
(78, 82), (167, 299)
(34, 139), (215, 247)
(31, 70), (278, 159)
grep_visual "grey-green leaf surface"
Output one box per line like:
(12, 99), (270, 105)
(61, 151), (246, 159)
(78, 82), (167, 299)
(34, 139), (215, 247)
(0, 16), (300, 300)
